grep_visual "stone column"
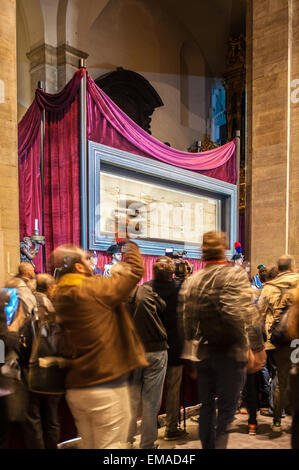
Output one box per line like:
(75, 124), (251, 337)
(0, 0), (20, 282)
(247, 0), (294, 269)
(57, 44), (88, 91)
(27, 43), (88, 97)
(27, 44), (58, 98)
(289, 0), (299, 262)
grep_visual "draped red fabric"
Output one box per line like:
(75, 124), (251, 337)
(86, 74), (237, 184)
(18, 126), (43, 272)
(18, 69), (85, 272)
(18, 69), (236, 275)
(18, 100), (42, 157)
(43, 95), (81, 270)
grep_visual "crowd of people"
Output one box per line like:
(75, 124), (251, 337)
(0, 232), (299, 450)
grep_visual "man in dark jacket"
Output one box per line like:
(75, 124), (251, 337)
(51, 242), (147, 449)
(183, 231), (264, 449)
(145, 257), (186, 441)
(127, 283), (168, 449)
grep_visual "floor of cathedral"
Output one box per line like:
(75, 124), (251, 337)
(149, 412), (292, 449)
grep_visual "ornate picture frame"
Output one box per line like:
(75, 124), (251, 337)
(88, 141), (237, 259)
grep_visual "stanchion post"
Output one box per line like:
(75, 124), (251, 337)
(235, 130), (241, 241)
(38, 80), (46, 272)
(79, 59), (88, 250)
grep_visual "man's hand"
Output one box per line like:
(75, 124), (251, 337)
(247, 348), (267, 374)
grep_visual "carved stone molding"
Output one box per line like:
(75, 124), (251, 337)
(56, 44), (89, 68)
(26, 43), (89, 97)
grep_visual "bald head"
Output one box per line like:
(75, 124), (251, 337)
(18, 262), (35, 279)
(277, 254), (295, 273)
(50, 244), (93, 277)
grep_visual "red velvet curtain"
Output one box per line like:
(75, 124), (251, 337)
(86, 77), (236, 184)
(97, 252), (204, 283)
(43, 94), (81, 270)
(18, 125), (43, 272)
(18, 69), (85, 272)
(18, 69), (236, 273)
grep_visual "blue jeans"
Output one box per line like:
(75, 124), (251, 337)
(128, 350), (168, 449)
(196, 352), (246, 449)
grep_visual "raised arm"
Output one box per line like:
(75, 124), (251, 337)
(91, 242), (144, 307)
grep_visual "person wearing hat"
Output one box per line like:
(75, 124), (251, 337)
(104, 245), (122, 278)
(88, 251), (102, 276)
(182, 231), (265, 448)
(252, 265), (268, 290)
(231, 242), (244, 269)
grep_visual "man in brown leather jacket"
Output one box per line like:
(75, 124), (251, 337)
(51, 242), (148, 449)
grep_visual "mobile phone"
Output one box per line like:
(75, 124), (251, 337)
(1, 288), (19, 326)
(165, 247), (174, 256)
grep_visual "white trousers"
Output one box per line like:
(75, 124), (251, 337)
(66, 379), (131, 449)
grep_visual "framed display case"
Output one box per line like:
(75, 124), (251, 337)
(88, 141), (237, 259)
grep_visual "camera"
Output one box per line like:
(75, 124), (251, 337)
(165, 248), (193, 279)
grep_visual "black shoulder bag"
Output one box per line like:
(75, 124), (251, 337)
(28, 318), (69, 395)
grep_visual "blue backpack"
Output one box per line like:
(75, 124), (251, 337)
(3, 288), (19, 326)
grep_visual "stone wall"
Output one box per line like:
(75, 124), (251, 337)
(289, 0), (299, 263)
(0, 0), (19, 283)
(247, 0), (299, 272)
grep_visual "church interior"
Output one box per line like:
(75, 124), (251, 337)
(0, 0), (299, 451)
(1, 0), (298, 284)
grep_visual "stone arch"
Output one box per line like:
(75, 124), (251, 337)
(17, 0), (45, 48)
(57, 0), (68, 46)
(16, 0), (41, 117)
(86, 0), (160, 73)
(62, 0), (111, 49)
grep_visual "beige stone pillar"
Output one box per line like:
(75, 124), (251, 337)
(57, 44), (88, 91)
(0, 0), (20, 282)
(27, 43), (88, 97)
(289, 0), (299, 263)
(26, 44), (58, 98)
(246, 0), (298, 270)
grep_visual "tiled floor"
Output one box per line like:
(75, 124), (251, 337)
(133, 412), (293, 449)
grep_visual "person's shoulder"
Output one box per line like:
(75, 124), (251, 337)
(137, 283), (153, 297)
(222, 265), (251, 286)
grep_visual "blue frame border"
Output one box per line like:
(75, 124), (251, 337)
(88, 141), (237, 259)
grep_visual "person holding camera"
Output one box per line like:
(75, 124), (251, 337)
(144, 256), (186, 441)
(50, 242), (147, 449)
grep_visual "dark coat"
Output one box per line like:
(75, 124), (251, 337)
(183, 264), (264, 362)
(128, 284), (168, 353)
(144, 279), (184, 365)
